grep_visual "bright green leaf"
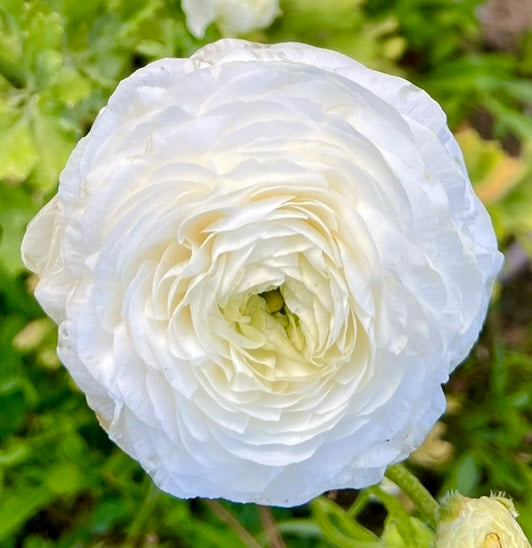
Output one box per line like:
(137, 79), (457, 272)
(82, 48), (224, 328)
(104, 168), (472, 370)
(0, 487), (54, 541)
(0, 117), (38, 182)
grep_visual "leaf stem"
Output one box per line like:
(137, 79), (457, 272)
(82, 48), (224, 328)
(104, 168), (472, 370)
(385, 463), (440, 529)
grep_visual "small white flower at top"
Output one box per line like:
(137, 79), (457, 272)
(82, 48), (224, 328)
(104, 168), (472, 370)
(182, 0), (281, 38)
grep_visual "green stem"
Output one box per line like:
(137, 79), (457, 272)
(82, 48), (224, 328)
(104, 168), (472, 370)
(368, 486), (419, 546)
(385, 463), (440, 529)
(124, 479), (159, 546)
(347, 489), (372, 519)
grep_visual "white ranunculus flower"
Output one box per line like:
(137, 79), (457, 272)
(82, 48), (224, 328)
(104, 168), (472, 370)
(182, 0), (280, 38)
(21, 39), (502, 506)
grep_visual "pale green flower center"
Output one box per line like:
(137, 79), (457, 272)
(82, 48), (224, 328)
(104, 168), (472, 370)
(220, 285), (318, 380)
(259, 288), (285, 314)
(226, 286), (304, 351)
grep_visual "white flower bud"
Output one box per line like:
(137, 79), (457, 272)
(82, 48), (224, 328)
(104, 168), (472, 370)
(436, 494), (531, 547)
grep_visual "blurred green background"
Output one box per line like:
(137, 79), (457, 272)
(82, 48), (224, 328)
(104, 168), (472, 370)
(0, 0), (530, 546)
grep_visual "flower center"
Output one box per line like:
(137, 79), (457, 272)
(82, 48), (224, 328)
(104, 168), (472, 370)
(237, 286), (305, 352)
(259, 288), (285, 314)
(219, 285), (317, 379)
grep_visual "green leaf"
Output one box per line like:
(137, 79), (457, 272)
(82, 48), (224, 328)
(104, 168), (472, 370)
(45, 461), (85, 495)
(0, 182), (39, 275)
(311, 497), (380, 547)
(0, 376), (38, 435)
(89, 498), (133, 535)
(381, 517), (434, 548)
(276, 519), (324, 538)
(369, 486), (419, 545)
(30, 106), (76, 191)
(25, 9), (63, 79)
(22, 534), (54, 548)
(483, 95), (532, 141)
(0, 487), (54, 541)
(0, 117), (38, 182)
(0, 439), (29, 467)
(0, 51), (25, 88)
(51, 68), (92, 106)
(452, 453), (481, 495)
(503, 80), (532, 104)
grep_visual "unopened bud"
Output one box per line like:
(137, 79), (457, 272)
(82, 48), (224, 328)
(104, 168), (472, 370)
(435, 493), (530, 547)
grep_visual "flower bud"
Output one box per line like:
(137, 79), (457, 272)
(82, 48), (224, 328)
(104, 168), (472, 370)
(435, 493), (530, 547)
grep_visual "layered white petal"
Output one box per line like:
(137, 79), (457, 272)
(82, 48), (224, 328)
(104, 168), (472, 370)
(21, 39), (502, 506)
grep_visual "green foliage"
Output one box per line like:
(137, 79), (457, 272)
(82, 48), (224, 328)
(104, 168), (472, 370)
(441, 344), (532, 537)
(364, 0), (532, 138)
(267, 0), (406, 75)
(0, 0), (206, 274)
(456, 128), (532, 260)
(1, 0), (531, 545)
